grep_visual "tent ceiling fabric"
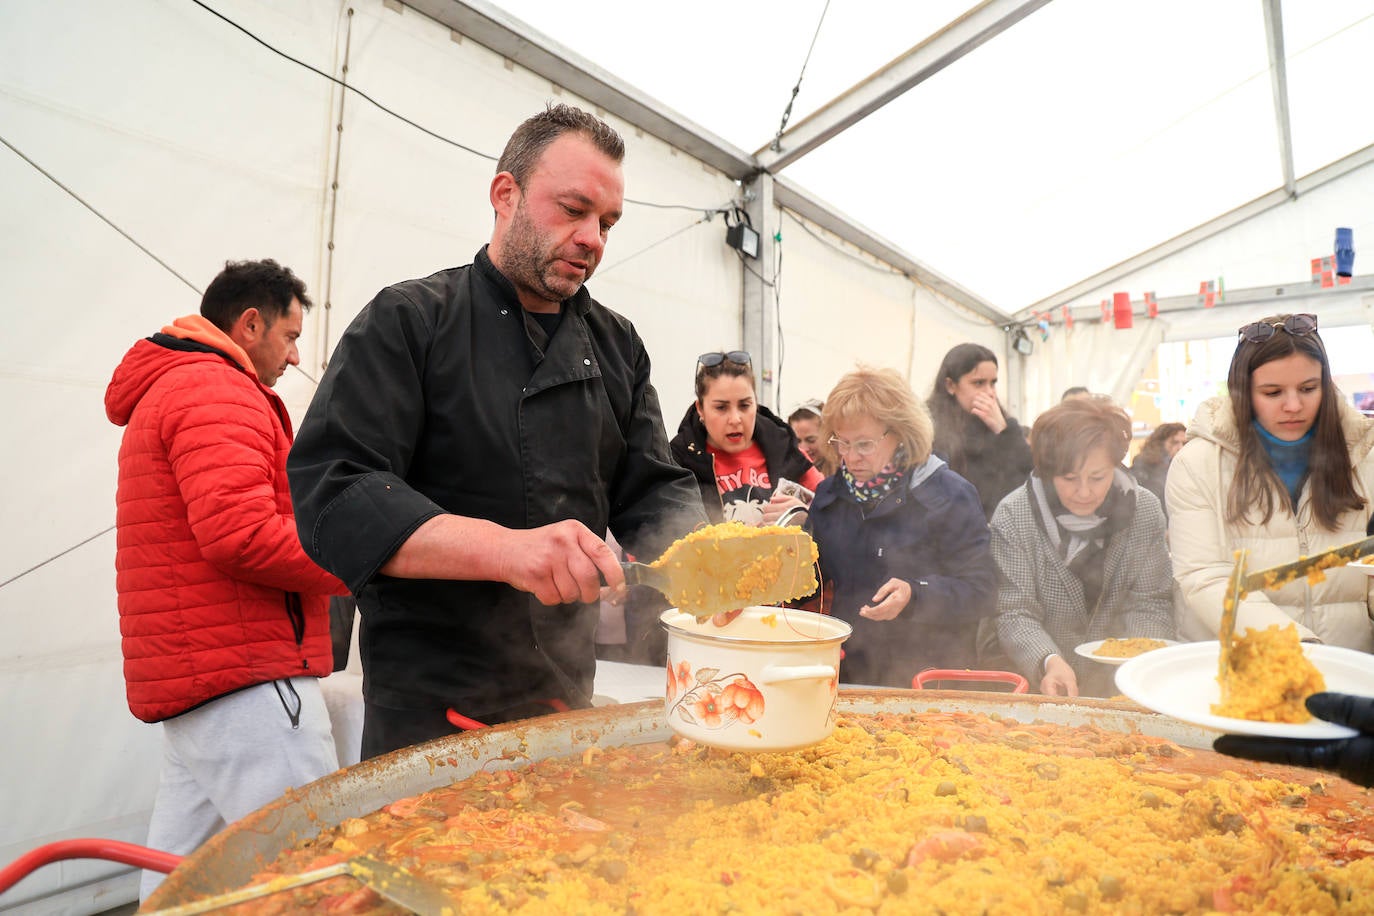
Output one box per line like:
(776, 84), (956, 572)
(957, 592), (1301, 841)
(474, 0), (1373, 313)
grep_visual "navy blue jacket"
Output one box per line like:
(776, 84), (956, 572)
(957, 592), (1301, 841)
(806, 456), (996, 687)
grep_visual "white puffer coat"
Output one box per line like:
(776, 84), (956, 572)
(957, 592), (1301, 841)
(1167, 395), (1374, 650)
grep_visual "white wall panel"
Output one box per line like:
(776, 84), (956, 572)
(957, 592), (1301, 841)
(0, 1), (1363, 910)
(770, 210), (1005, 412)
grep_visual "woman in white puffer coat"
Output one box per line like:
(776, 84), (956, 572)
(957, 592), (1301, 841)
(1168, 313), (1374, 651)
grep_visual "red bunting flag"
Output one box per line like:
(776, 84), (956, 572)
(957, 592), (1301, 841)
(1198, 280), (1216, 309)
(1112, 292), (1133, 329)
(1101, 299), (1111, 322)
(1144, 291), (1158, 319)
(1062, 305), (1074, 330)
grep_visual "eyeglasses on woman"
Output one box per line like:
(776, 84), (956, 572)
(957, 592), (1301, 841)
(1237, 314), (1318, 343)
(829, 431), (889, 458)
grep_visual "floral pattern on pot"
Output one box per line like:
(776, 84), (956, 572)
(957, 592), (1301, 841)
(666, 657), (842, 733)
(665, 658), (766, 729)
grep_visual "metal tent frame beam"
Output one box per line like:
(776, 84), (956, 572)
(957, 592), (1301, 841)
(1262, 0), (1297, 201)
(404, 0), (1010, 323)
(405, 0), (757, 180)
(771, 177), (1006, 324)
(1020, 142), (1374, 318)
(754, 0), (1051, 173)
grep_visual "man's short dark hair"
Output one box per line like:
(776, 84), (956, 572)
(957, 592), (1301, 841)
(200, 259), (311, 332)
(496, 103), (625, 188)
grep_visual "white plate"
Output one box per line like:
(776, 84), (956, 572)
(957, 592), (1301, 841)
(1074, 638), (1177, 666)
(1345, 559), (1374, 576)
(1114, 641), (1371, 738)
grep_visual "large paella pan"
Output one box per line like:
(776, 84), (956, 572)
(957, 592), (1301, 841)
(144, 691), (1374, 914)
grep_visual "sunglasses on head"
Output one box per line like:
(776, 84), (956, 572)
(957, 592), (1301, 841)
(1237, 313), (1318, 343)
(698, 350), (751, 368)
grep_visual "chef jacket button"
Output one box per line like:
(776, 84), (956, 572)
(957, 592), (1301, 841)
(500, 309), (509, 316)
(583, 358), (591, 366)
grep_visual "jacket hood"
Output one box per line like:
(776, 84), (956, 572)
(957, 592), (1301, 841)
(105, 316), (257, 427)
(1187, 394), (1374, 463)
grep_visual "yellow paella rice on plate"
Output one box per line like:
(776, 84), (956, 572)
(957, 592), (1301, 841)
(1213, 623), (1325, 723)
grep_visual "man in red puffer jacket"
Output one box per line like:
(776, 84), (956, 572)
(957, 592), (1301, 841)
(105, 259), (347, 900)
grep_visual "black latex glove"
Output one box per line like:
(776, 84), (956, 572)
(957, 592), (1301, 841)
(1213, 692), (1374, 787)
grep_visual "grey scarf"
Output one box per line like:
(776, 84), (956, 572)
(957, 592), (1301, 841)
(1028, 468), (1135, 567)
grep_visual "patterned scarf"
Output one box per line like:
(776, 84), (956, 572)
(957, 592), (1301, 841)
(839, 450), (907, 505)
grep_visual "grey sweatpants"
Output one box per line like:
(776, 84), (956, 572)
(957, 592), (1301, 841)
(140, 677), (338, 901)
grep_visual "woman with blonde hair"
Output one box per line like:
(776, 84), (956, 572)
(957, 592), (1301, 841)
(805, 366), (995, 687)
(1169, 314), (1374, 649)
(992, 397), (1175, 697)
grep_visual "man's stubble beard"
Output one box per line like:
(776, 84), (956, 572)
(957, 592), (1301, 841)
(503, 201), (591, 305)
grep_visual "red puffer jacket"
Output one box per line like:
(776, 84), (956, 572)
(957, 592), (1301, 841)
(105, 316), (346, 722)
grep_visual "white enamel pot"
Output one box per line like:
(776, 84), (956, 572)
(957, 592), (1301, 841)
(660, 606), (852, 752)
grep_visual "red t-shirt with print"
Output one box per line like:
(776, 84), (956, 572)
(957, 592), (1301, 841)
(706, 442), (824, 523)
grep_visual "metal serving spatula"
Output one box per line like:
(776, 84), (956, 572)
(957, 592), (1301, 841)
(622, 523), (819, 620)
(145, 856), (455, 916)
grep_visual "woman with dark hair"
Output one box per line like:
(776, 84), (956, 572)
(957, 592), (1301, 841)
(928, 343), (1034, 519)
(786, 399), (829, 475)
(1169, 314), (1374, 650)
(1129, 422), (1186, 512)
(992, 397), (1176, 697)
(671, 350), (823, 525)
(805, 366), (995, 687)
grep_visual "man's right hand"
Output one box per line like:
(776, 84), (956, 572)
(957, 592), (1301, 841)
(499, 520), (625, 607)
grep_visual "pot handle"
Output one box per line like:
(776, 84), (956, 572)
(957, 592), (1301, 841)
(759, 663), (836, 684)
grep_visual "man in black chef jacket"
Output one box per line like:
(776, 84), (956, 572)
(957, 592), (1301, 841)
(288, 104), (707, 758)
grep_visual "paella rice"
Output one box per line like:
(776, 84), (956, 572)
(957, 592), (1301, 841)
(217, 710), (1374, 915)
(1093, 637), (1168, 659)
(1213, 623), (1325, 723)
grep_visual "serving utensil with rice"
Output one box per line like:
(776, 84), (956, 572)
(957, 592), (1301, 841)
(622, 522), (819, 621)
(1216, 535), (1374, 716)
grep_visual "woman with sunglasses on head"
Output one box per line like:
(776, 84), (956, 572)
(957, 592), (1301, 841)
(671, 351), (824, 526)
(804, 366), (996, 687)
(992, 397), (1176, 698)
(1169, 313), (1374, 650)
(927, 343), (1034, 520)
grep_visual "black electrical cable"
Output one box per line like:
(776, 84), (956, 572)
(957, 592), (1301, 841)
(0, 134), (203, 296)
(189, 0), (495, 161)
(596, 214), (714, 276)
(781, 209), (997, 328)
(769, 0), (832, 153)
(188, 0), (724, 214)
(773, 228), (786, 410)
